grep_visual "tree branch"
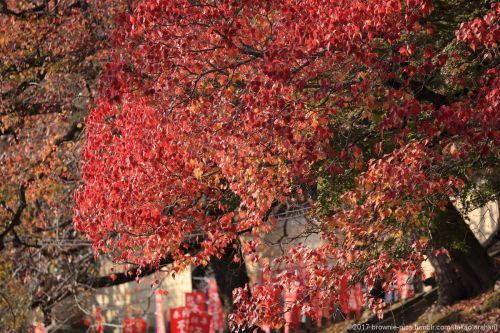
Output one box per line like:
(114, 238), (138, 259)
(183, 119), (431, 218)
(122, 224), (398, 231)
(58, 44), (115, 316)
(0, 184), (27, 251)
(78, 239), (203, 289)
(53, 122), (84, 145)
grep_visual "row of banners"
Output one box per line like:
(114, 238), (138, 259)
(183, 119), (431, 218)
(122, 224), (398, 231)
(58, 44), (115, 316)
(169, 279), (224, 333)
(273, 277), (366, 333)
(267, 270), (416, 332)
(119, 278), (224, 333)
(34, 271), (416, 332)
(33, 278), (225, 333)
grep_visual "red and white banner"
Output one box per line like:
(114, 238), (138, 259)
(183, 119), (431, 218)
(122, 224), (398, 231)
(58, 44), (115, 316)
(188, 311), (211, 333)
(207, 279), (224, 333)
(310, 292), (322, 327)
(155, 290), (167, 333)
(340, 277), (364, 319)
(283, 283), (300, 333)
(185, 291), (206, 313)
(122, 318), (147, 333)
(95, 307), (104, 333)
(321, 297), (333, 321)
(170, 306), (190, 333)
(347, 283), (364, 317)
(396, 271), (414, 301)
(34, 322), (44, 333)
(259, 269), (272, 333)
(122, 319), (135, 333)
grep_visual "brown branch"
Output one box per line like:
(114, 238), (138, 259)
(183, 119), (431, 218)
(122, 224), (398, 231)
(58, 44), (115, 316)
(0, 125), (18, 141)
(0, 0), (45, 18)
(53, 121), (84, 146)
(409, 80), (450, 108)
(0, 184), (27, 251)
(0, 291), (17, 327)
(77, 239), (203, 289)
(77, 257), (175, 289)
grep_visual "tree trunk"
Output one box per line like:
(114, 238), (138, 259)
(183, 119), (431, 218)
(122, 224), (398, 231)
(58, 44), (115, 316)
(210, 240), (253, 332)
(429, 203), (497, 306)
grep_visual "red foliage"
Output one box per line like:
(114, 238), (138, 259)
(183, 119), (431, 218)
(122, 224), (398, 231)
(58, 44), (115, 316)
(74, 0), (499, 329)
(456, 3), (499, 51)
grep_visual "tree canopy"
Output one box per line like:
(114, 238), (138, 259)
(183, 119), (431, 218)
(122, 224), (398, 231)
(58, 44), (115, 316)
(71, 0), (498, 330)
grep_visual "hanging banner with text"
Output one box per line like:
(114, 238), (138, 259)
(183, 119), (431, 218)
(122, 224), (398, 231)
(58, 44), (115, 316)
(188, 311), (211, 333)
(207, 279), (224, 333)
(340, 277), (364, 318)
(283, 283), (300, 333)
(185, 291), (206, 313)
(95, 307), (104, 333)
(155, 289), (167, 333)
(170, 307), (190, 333)
(396, 271), (415, 301)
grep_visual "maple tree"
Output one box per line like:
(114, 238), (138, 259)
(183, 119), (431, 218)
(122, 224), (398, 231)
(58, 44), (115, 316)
(68, 0), (497, 330)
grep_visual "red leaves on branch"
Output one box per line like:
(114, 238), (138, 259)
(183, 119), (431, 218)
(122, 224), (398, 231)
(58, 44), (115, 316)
(456, 3), (499, 51)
